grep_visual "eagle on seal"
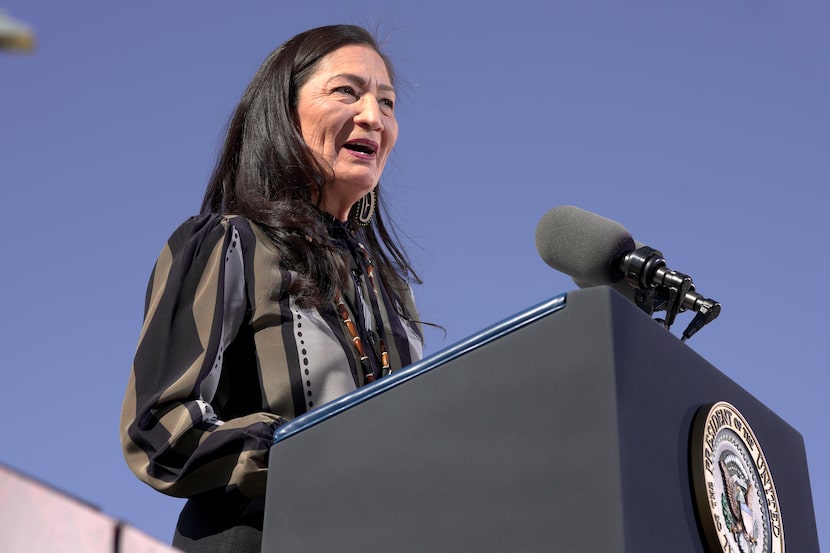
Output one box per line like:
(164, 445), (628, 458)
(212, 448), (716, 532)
(719, 458), (758, 546)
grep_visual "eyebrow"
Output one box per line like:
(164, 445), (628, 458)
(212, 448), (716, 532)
(329, 73), (395, 93)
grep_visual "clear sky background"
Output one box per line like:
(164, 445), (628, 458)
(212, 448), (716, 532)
(1, 0), (827, 549)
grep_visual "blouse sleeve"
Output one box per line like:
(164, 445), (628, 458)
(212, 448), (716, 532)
(120, 214), (283, 500)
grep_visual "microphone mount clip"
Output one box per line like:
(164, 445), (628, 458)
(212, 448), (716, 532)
(621, 246), (721, 341)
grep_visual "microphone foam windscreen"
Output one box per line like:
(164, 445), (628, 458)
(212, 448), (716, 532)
(535, 205), (635, 285)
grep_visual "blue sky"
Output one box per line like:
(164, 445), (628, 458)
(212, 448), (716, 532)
(1, 0), (827, 549)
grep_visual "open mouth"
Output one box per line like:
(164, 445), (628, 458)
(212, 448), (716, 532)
(343, 140), (377, 155)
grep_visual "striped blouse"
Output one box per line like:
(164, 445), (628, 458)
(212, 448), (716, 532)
(120, 213), (423, 500)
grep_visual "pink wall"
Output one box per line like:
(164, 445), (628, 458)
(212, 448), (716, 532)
(0, 463), (180, 553)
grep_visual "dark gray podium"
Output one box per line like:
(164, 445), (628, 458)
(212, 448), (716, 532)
(262, 286), (819, 552)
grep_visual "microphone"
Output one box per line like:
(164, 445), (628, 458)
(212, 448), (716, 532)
(535, 205), (720, 340)
(535, 205), (634, 286)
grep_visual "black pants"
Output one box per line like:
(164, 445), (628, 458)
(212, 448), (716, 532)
(172, 496), (265, 553)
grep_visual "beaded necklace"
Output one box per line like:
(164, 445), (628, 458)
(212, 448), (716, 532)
(334, 236), (391, 384)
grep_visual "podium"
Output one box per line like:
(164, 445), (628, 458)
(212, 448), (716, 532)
(262, 287), (820, 552)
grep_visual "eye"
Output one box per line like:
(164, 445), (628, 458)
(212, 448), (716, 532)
(379, 97), (395, 115)
(333, 86), (359, 99)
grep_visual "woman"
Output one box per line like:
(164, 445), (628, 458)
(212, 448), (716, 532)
(120, 24), (424, 553)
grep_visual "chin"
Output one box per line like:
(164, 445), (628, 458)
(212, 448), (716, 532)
(334, 176), (379, 196)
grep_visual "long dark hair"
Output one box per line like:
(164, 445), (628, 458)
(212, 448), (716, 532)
(201, 24), (420, 311)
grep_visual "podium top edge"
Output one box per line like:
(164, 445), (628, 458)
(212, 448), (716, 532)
(272, 292), (569, 445)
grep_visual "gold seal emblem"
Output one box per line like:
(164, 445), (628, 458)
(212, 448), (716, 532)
(691, 401), (784, 553)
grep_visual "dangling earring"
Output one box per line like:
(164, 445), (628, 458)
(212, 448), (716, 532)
(351, 188), (377, 227)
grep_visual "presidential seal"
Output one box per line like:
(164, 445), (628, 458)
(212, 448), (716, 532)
(691, 401), (784, 553)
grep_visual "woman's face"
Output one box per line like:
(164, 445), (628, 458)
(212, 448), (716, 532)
(296, 44), (398, 220)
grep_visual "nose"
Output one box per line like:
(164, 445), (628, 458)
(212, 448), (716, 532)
(353, 95), (384, 132)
